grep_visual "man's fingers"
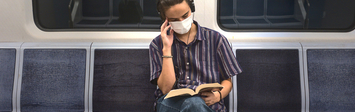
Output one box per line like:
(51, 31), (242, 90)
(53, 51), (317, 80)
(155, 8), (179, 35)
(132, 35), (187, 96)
(201, 92), (207, 96)
(162, 25), (171, 35)
(169, 27), (174, 34)
(160, 19), (168, 32)
(201, 97), (210, 105)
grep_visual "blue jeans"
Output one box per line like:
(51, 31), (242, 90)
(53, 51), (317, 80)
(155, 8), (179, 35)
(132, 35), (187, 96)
(156, 95), (215, 112)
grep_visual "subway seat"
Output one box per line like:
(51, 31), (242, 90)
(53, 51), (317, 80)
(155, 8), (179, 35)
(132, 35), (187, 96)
(91, 47), (156, 111)
(0, 48), (16, 112)
(1, 42), (355, 112)
(19, 43), (90, 112)
(232, 42), (303, 112)
(304, 43), (355, 112)
(0, 42), (21, 112)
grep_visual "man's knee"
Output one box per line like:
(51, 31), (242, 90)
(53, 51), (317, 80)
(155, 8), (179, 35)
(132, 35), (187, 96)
(184, 96), (205, 105)
(158, 96), (214, 112)
(181, 96), (208, 108)
(180, 96), (214, 112)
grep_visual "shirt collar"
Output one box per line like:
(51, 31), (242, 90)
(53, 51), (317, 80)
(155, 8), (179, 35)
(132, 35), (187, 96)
(194, 20), (205, 41)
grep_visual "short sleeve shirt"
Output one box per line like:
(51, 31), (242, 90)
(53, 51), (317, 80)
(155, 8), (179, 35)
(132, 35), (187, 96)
(149, 21), (242, 112)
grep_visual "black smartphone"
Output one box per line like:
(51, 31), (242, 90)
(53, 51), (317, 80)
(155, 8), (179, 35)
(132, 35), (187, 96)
(167, 28), (171, 35)
(166, 23), (171, 35)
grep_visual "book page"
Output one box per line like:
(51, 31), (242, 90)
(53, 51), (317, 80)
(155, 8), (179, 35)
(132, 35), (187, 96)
(164, 88), (196, 99)
(164, 83), (224, 99)
(195, 83), (224, 93)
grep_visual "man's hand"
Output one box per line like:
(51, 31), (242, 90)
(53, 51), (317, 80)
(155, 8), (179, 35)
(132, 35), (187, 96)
(160, 18), (174, 51)
(200, 91), (221, 106)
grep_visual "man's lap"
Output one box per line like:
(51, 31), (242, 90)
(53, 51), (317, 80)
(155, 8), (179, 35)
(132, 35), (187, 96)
(156, 95), (214, 112)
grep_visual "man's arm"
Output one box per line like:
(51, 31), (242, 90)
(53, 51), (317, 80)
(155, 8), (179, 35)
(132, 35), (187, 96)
(219, 78), (233, 100)
(157, 19), (176, 95)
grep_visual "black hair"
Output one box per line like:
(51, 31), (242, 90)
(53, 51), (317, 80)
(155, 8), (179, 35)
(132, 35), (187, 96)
(157, 0), (194, 21)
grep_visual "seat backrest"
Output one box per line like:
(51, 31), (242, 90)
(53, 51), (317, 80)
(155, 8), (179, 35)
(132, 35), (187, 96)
(307, 49), (355, 111)
(0, 49), (16, 112)
(20, 49), (86, 112)
(93, 49), (156, 111)
(236, 49), (302, 111)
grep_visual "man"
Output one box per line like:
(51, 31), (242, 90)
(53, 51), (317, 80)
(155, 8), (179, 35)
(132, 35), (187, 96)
(149, 0), (242, 111)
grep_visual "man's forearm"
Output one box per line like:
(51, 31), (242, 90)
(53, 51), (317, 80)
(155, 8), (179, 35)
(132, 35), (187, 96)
(220, 78), (233, 99)
(157, 48), (176, 95)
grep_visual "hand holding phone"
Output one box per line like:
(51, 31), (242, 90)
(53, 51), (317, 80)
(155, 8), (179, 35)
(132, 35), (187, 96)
(160, 18), (174, 49)
(167, 24), (171, 35)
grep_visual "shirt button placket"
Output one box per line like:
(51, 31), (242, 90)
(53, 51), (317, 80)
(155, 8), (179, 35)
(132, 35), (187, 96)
(185, 47), (189, 79)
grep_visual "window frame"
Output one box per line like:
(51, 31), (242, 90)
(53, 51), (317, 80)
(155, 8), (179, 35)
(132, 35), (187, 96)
(216, 0), (355, 32)
(32, 0), (161, 32)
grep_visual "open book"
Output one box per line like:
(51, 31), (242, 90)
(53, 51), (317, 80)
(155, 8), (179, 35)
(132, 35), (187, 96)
(164, 83), (224, 99)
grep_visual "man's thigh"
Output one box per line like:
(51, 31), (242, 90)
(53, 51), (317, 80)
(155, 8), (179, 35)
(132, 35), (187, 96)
(157, 95), (214, 112)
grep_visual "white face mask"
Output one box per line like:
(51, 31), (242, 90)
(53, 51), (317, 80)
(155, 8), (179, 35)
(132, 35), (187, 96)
(169, 13), (194, 34)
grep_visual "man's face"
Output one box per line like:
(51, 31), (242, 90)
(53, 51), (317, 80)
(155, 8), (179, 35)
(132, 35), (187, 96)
(164, 0), (192, 22)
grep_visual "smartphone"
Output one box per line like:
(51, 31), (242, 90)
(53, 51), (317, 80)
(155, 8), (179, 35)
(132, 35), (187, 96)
(167, 28), (171, 35)
(166, 23), (171, 35)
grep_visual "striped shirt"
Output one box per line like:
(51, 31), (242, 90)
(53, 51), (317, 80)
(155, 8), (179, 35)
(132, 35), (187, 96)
(149, 21), (242, 112)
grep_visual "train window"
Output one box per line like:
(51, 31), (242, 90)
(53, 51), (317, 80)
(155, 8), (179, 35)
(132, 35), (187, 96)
(218, 0), (355, 32)
(33, 0), (161, 31)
